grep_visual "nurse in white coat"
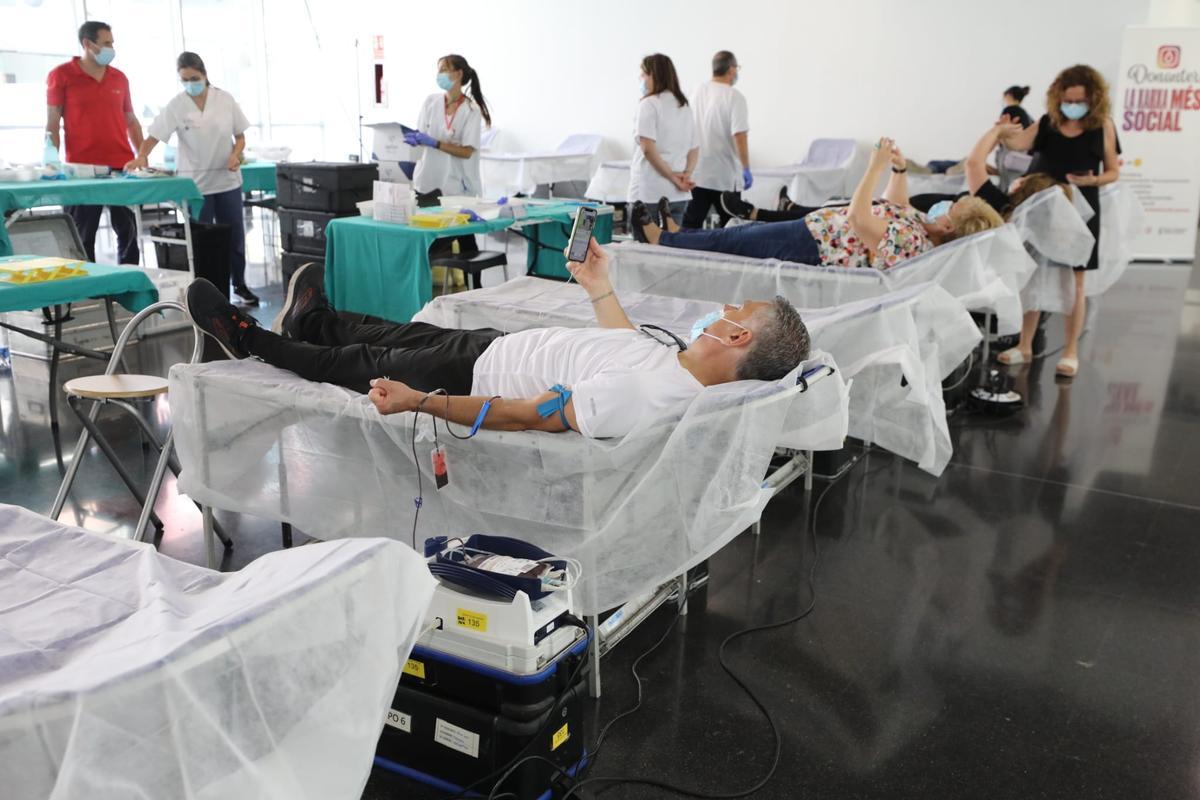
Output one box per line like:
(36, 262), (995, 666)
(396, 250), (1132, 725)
(683, 50), (751, 229)
(628, 53), (698, 226)
(125, 52), (256, 304)
(404, 54), (492, 203)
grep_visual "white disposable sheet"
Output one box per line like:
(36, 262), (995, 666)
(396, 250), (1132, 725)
(743, 139), (864, 209)
(584, 160), (631, 203)
(415, 277), (977, 474)
(481, 152), (595, 197)
(606, 224), (1036, 335)
(0, 504), (436, 800)
(904, 172), (969, 196)
(1020, 183), (1145, 313)
(171, 349), (847, 615)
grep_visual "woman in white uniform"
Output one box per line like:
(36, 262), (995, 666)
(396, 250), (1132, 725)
(404, 54), (491, 204)
(125, 52), (255, 304)
(629, 53), (698, 226)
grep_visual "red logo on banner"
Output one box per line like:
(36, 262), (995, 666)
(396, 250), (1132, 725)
(1157, 45), (1181, 69)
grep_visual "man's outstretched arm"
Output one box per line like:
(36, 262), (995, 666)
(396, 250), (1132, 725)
(569, 237), (634, 330)
(369, 379), (578, 433)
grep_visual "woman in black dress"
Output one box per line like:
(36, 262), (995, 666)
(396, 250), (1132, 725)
(995, 65), (1120, 377)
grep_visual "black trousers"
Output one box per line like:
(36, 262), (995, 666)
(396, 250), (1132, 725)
(244, 307), (503, 395)
(751, 204), (822, 223)
(682, 187), (733, 229)
(65, 204), (139, 264)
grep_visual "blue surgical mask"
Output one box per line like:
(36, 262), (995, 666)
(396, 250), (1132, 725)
(689, 311), (748, 344)
(182, 79), (206, 97)
(1060, 101), (1089, 121)
(94, 45), (115, 66)
(639, 77), (649, 96)
(927, 200), (953, 220)
(436, 72), (454, 91)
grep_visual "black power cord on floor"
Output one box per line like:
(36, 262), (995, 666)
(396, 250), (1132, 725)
(549, 457), (865, 800)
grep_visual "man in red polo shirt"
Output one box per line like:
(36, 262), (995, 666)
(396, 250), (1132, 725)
(46, 21), (144, 264)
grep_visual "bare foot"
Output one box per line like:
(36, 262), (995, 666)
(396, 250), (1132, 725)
(644, 221), (662, 245)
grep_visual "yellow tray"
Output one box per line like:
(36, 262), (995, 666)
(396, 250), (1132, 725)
(409, 212), (472, 229)
(0, 258), (89, 284)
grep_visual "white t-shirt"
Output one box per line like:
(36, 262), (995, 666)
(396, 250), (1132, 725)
(628, 93), (698, 204)
(471, 327), (703, 439)
(147, 87), (249, 196)
(691, 81), (750, 192)
(412, 92), (483, 197)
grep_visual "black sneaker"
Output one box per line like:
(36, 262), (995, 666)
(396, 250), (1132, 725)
(233, 284), (260, 306)
(629, 201), (652, 243)
(719, 191), (755, 219)
(777, 185), (792, 211)
(185, 279), (256, 359)
(273, 261), (327, 338)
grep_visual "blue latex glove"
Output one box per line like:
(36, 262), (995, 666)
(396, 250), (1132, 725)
(403, 131), (439, 148)
(742, 167), (754, 190)
(464, 210), (482, 222)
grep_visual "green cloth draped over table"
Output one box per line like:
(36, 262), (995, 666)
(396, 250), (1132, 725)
(324, 202), (612, 323)
(0, 256), (158, 314)
(0, 176), (203, 257)
(239, 162), (277, 194)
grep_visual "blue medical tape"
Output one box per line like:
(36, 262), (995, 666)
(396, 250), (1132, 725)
(536, 384), (574, 431)
(467, 397), (497, 437)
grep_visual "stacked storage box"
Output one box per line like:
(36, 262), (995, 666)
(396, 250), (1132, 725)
(276, 162), (378, 286)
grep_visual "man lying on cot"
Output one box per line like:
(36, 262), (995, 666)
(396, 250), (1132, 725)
(629, 137), (1003, 270)
(724, 122), (1071, 224)
(184, 238), (810, 439)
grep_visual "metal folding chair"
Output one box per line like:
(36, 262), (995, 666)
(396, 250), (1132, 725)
(49, 301), (233, 554)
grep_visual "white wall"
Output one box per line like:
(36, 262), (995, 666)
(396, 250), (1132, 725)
(368, 0), (1150, 166)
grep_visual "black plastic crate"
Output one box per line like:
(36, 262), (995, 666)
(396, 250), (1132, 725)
(276, 161), (377, 213)
(281, 251), (324, 288)
(277, 208), (341, 257)
(376, 640), (588, 797)
(149, 221), (231, 291)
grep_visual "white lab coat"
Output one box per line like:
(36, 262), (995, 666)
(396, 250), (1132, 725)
(628, 92), (698, 204)
(147, 87), (249, 196)
(412, 92), (483, 197)
(691, 81), (749, 192)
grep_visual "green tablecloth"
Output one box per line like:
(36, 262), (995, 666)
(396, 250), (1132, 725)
(522, 206), (614, 280)
(325, 202), (611, 323)
(0, 176), (204, 257)
(0, 256), (158, 314)
(240, 162), (277, 194)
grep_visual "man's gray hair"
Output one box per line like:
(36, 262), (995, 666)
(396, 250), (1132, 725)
(735, 296), (811, 381)
(712, 51), (737, 77)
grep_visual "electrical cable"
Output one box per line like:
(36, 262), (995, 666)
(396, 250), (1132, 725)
(556, 457), (866, 799)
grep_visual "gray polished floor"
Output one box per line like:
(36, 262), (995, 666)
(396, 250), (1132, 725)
(2, 214), (1198, 799)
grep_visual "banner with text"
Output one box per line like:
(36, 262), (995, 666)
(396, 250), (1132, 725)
(1116, 26), (1200, 260)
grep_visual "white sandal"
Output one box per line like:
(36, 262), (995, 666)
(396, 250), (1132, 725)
(997, 348), (1030, 365)
(1056, 357), (1079, 377)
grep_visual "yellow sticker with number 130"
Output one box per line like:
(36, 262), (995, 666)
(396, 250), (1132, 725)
(456, 608), (488, 632)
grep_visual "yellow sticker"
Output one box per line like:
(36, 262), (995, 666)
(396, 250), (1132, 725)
(551, 723), (569, 751)
(402, 658), (426, 679)
(456, 608), (488, 633)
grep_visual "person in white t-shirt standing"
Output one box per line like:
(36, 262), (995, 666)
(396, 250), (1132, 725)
(682, 51), (751, 229)
(126, 52), (255, 304)
(404, 54), (491, 204)
(628, 54), (699, 227)
(184, 239), (811, 440)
